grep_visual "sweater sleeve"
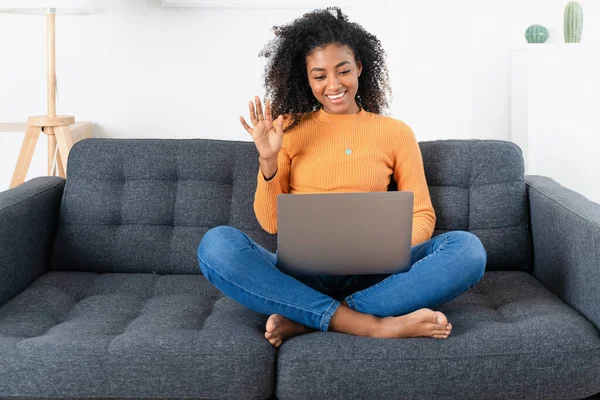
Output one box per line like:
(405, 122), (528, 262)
(253, 146), (292, 234)
(393, 124), (436, 246)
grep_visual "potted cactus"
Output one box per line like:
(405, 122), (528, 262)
(564, 1), (583, 43)
(525, 24), (549, 43)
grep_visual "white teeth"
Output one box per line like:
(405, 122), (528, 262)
(327, 92), (345, 99)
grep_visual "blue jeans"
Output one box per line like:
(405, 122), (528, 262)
(197, 226), (486, 332)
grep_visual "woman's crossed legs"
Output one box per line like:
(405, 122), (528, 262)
(197, 226), (486, 347)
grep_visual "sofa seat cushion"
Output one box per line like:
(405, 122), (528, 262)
(0, 272), (274, 400)
(275, 271), (600, 400)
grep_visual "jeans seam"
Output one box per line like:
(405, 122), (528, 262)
(350, 234), (450, 301)
(319, 299), (340, 331)
(199, 254), (329, 323)
(346, 295), (358, 312)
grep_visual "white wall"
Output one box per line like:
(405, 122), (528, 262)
(1, 0), (599, 192)
(511, 45), (600, 203)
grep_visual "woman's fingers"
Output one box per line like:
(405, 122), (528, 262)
(265, 99), (273, 123)
(248, 101), (258, 126)
(274, 115), (284, 136)
(239, 116), (253, 135)
(255, 96), (264, 121)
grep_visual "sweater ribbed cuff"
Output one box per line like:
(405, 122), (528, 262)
(255, 169), (283, 234)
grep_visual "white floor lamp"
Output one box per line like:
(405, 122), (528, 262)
(0, 0), (105, 188)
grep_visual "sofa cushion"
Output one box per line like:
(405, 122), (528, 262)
(0, 271), (275, 399)
(51, 139), (276, 274)
(275, 271), (600, 400)
(420, 140), (532, 271)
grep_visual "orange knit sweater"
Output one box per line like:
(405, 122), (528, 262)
(254, 108), (436, 246)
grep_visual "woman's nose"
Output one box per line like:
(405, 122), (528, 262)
(326, 76), (342, 91)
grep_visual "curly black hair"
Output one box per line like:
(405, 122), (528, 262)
(259, 7), (392, 132)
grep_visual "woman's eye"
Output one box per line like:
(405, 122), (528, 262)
(314, 76), (325, 80)
(339, 70), (350, 75)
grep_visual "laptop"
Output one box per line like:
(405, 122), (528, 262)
(276, 191), (414, 275)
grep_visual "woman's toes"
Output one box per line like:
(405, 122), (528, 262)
(435, 311), (448, 326)
(432, 334), (448, 339)
(274, 340), (282, 348)
(266, 314), (279, 333)
(264, 314), (311, 346)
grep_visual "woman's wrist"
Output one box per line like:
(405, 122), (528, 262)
(259, 156), (278, 181)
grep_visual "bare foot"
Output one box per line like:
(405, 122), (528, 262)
(264, 314), (313, 348)
(374, 308), (452, 339)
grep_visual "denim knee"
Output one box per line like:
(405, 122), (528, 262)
(197, 225), (242, 276)
(455, 231), (487, 285)
(465, 232), (487, 285)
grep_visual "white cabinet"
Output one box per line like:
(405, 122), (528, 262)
(510, 45), (600, 203)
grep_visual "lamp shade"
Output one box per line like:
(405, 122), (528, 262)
(0, 0), (106, 14)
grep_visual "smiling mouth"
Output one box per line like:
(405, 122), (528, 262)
(326, 91), (347, 103)
(326, 91), (346, 99)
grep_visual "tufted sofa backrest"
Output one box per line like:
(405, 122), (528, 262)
(51, 139), (275, 274)
(419, 140), (532, 271)
(51, 138), (532, 274)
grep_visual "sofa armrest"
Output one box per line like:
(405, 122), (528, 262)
(0, 177), (65, 307)
(526, 175), (600, 329)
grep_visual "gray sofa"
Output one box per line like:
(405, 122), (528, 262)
(1, 138), (599, 400)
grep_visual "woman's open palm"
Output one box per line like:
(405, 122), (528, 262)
(240, 96), (284, 160)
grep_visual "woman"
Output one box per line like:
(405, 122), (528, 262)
(197, 7), (486, 347)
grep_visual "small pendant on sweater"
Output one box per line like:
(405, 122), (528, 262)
(345, 148), (352, 155)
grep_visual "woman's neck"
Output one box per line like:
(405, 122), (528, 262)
(321, 102), (361, 115)
(312, 107), (373, 127)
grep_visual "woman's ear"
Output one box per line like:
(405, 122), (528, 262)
(357, 61), (363, 77)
